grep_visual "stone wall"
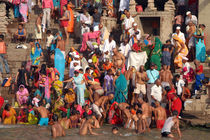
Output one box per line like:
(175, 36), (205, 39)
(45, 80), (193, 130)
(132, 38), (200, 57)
(0, 2), (8, 34)
(199, 0), (210, 52)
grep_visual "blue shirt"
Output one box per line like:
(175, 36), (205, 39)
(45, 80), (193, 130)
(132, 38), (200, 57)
(146, 69), (159, 84)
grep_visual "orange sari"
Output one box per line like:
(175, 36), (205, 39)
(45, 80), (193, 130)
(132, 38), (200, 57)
(67, 4), (74, 33)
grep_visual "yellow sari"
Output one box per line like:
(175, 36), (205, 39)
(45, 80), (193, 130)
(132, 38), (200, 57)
(173, 35), (189, 68)
(3, 108), (16, 124)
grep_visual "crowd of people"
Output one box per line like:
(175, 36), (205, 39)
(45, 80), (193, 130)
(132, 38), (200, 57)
(0, 0), (209, 139)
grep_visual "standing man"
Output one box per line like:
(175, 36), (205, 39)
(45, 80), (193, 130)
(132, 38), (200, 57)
(171, 26), (185, 45)
(103, 35), (116, 60)
(151, 79), (162, 105)
(146, 63), (159, 104)
(185, 11), (197, 26)
(42, 0), (54, 32)
(0, 34), (10, 74)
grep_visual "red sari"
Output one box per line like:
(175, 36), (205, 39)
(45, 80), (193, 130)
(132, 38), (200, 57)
(108, 102), (123, 125)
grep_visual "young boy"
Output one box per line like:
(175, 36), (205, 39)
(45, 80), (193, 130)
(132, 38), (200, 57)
(51, 114), (66, 138)
(34, 102), (49, 126)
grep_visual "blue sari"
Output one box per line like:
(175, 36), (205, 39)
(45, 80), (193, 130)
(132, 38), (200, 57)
(113, 74), (128, 103)
(194, 32), (206, 62)
(30, 43), (42, 66)
(54, 48), (65, 81)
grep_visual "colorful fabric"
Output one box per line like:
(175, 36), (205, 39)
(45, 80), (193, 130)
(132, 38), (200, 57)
(67, 4), (74, 33)
(171, 98), (182, 116)
(194, 32), (206, 62)
(30, 44), (42, 66)
(0, 96), (4, 109)
(2, 108), (16, 124)
(108, 102), (123, 124)
(54, 48), (65, 81)
(14, 4), (21, 18)
(19, 0), (28, 22)
(183, 66), (194, 83)
(173, 35), (189, 68)
(53, 80), (63, 97)
(113, 74), (128, 103)
(150, 37), (162, 71)
(16, 85), (28, 105)
(195, 73), (205, 90)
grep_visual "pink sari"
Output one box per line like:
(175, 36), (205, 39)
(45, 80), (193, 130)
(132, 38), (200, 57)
(19, 0), (28, 22)
(80, 31), (100, 52)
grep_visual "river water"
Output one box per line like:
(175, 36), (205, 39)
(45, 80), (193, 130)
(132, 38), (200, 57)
(0, 124), (210, 140)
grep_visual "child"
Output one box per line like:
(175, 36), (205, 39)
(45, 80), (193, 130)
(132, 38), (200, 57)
(112, 126), (119, 135)
(32, 93), (41, 107)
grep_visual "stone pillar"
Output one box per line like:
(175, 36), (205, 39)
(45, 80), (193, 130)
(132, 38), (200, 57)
(129, 0), (137, 15)
(145, 0), (157, 11)
(0, 3), (8, 34)
(164, 0), (176, 12)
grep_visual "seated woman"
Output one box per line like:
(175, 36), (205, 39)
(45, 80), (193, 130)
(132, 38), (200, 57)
(2, 104), (16, 124)
(14, 24), (26, 43)
(16, 85), (29, 107)
(182, 57), (194, 83)
(64, 88), (76, 105)
(17, 108), (28, 124)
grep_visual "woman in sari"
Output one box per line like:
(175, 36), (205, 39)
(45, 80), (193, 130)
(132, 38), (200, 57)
(182, 57), (194, 83)
(108, 102), (123, 125)
(64, 70), (86, 106)
(16, 85), (29, 106)
(194, 60), (205, 91)
(186, 21), (196, 61)
(2, 104), (16, 125)
(105, 0), (114, 17)
(19, 0), (28, 23)
(194, 24), (206, 63)
(67, 2), (75, 35)
(13, 0), (21, 18)
(52, 74), (63, 97)
(173, 34), (189, 68)
(30, 42), (43, 67)
(113, 70), (128, 103)
(150, 37), (162, 71)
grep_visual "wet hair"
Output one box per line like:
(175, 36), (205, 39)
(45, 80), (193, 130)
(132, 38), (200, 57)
(61, 112), (67, 118)
(175, 74), (180, 79)
(52, 114), (58, 122)
(4, 103), (10, 111)
(166, 39), (171, 43)
(164, 86), (171, 92)
(172, 110), (178, 116)
(136, 110), (142, 115)
(112, 126), (119, 131)
(0, 34), (4, 40)
(46, 30), (51, 34)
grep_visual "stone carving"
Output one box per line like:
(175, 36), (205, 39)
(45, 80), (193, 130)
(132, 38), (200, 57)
(145, 0), (157, 11)
(0, 3), (8, 34)
(164, 0), (176, 11)
(129, 0), (137, 15)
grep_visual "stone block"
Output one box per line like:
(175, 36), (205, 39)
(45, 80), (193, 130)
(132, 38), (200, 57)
(184, 99), (195, 111)
(201, 95), (209, 103)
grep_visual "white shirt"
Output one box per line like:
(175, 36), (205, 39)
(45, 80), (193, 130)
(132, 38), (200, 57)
(129, 28), (141, 41)
(46, 34), (54, 47)
(80, 14), (91, 25)
(69, 60), (81, 77)
(103, 39), (116, 55)
(176, 79), (185, 96)
(151, 85), (162, 102)
(185, 15), (197, 26)
(119, 0), (130, 12)
(124, 16), (135, 30)
(119, 43), (131, 58)
(171, 32), (186, 46)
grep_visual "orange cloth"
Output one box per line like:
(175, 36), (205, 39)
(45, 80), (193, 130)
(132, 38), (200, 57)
(67, 4), (74, 33)
(0, 42), (6, 54)
(102, 63), (113, 71)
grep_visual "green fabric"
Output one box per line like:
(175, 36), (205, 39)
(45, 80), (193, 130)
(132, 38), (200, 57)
(67, 108), (71, 119)
(112, 74), (128, 103)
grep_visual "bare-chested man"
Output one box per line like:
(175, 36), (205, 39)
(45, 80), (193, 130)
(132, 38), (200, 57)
(134, 65), (149, 101)
(137, 98), (152, 128)
(59, 112), (71, 129)
(117, 103), (131, 128)
(154, 101), (167, 130)
(34, 102), (49, 126)
(52, 114), (65, 139)
(80, 116), (99, 136)
(112, 48), (125, 70)
(92, 94), (114, 125)
(160, 65), (173, 89)
(56, 36), (65, 58)
(136, 110), (150, 133)
(88, 81), (104, 102)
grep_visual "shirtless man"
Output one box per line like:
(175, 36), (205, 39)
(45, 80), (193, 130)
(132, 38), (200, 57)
(137, 98), (152, 128)
(112, 48), (125, 70)
(134, 65), (149, 101)
(154, 101), (167, 130)
(88, 81), (104, 102)
(92, 94), (114, 125)
(34, 102), (49, 126)
(160, 65), (173, 89)
(118, 103), (131, 128)
(59, 112), (71, 129)
(51, 114), (65, 139)
(80, 116), (99, 136)
(136, 110), (150, 133)
(161, 110), (182, 138)
(56, 36), (65, 58)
